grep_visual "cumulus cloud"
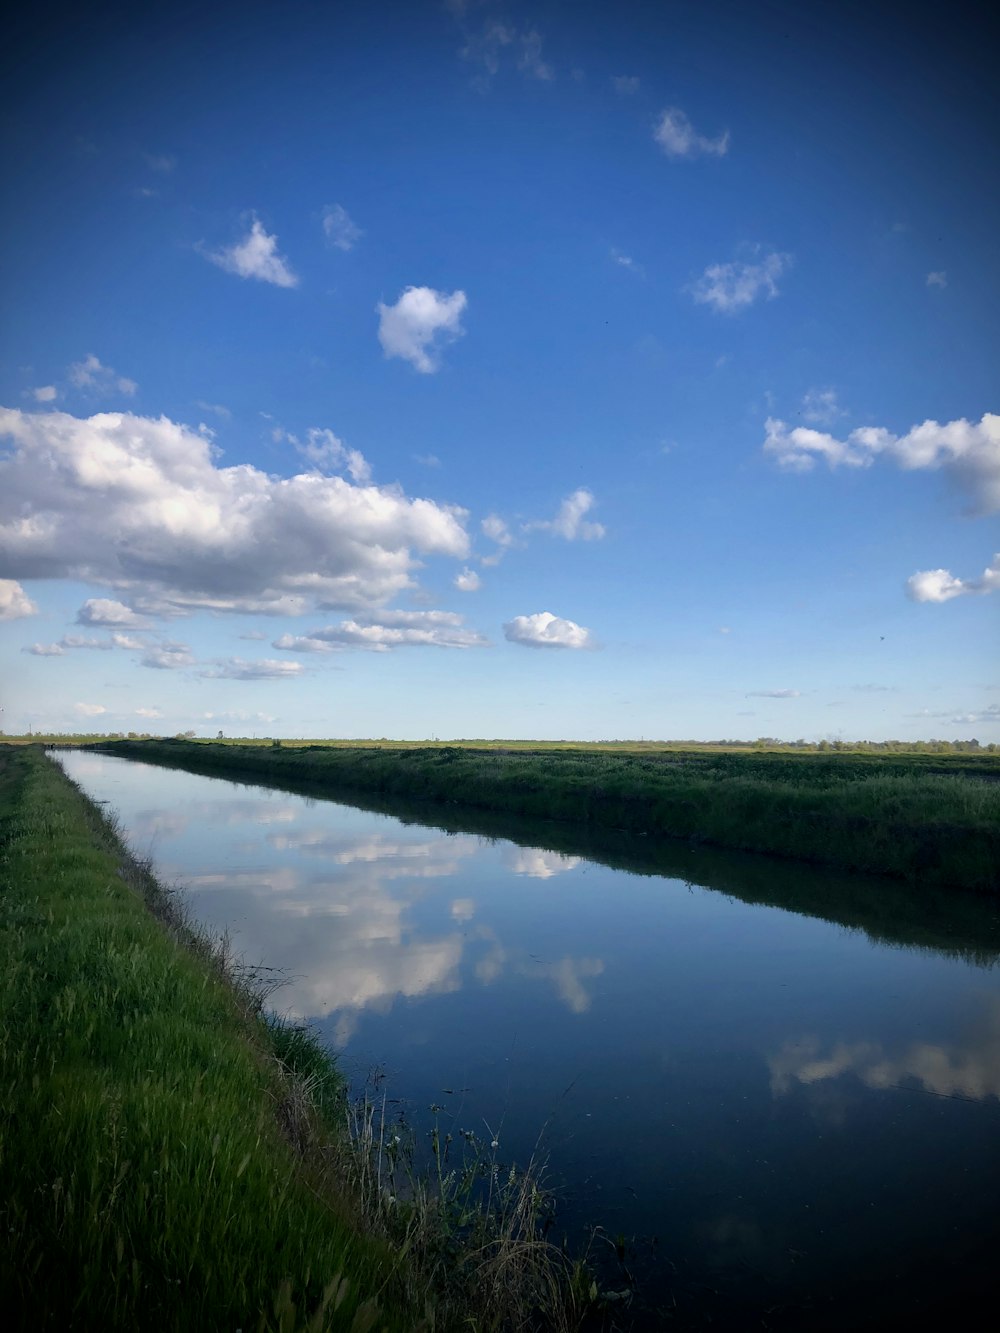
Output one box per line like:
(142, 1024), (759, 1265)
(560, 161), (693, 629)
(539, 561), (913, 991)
(454, 567), (481, 591)
(653, 107), (729, 159)
(32, 386), (57, 403)
(906, 553), (999, 603)
(141, 642), (195, 669)
(0, 578), (37, 620)
(203, 216), (298, 288)
(747, 689), (801, 698)
(134, 707), (163, 718)
(503, 611), (594, 649)
(321, 203), (362, 251)
(23, 642), (66, 656)
(377, 286), (467, 373)
(200, 658), (304, 680)
(0, 406), (470, 617)
(763, 411), (1000, 515)
(691, 250), (790, 313)
(68, 353), (137, 397)
(526, 489), (605, 541)
(273, 609), (487, 653)
(74, 702), (107, 716)
(926, 271), (948, 288)
(76, 597), (147, 629)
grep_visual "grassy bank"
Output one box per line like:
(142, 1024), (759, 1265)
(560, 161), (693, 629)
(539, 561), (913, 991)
(0, 744), (417, 1330)
(95, 739), (1000, 893)
(0, 747), (593, 1330)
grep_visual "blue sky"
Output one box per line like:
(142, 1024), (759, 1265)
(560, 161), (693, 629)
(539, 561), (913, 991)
(1, 0), (997, 740)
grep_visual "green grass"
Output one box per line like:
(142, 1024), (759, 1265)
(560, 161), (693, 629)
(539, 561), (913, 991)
(93, 739), (1000, 893)
(0, 745), (415, 1331)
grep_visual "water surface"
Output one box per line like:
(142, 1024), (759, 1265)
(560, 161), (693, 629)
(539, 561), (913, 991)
(56, 750), (1000, 1329)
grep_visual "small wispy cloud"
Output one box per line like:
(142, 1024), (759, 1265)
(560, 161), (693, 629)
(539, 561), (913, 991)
(690, 249), (791, 314)
(31, 385), (57, 403)
(800, 388), (844, 426)
(144, 152), (176, 173)
(747, 689), (801, 698)
(140, 642), (195, 670)
(68, 353), (137, 396)
(611, 248), (644, 276)
(74, 702), (107, 717)
(203, 215), (299, 288)
(653, 107), (729, 159)
(195, 400), (231, 420)
(200, 657), (304, 679)
(612, 75), (640, 95)
(23, 642), (66, 656)
(321, 203), (362, 252)
(525, 489), (606, 541)
(459, 20), (553, 87)
(926, 271), (948, 289)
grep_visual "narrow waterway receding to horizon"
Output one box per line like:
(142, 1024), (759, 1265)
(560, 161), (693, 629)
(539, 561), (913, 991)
(56, 750), (1000, 1329)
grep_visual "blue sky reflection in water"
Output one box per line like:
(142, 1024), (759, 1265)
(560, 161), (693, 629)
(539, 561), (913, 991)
(57, 751), (1000, 1326)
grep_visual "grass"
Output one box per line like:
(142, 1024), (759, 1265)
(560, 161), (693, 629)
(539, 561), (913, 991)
(92, 739), (1000, 893)
(0, 746), (595, 1331)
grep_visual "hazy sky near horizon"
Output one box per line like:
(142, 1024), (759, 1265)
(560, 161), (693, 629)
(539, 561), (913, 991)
(1, 0), (997, 740)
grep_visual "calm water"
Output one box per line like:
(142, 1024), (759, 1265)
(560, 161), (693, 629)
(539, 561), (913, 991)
(56, 750), (1000, 1329)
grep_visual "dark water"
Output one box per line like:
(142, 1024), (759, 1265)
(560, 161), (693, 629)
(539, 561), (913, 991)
(55, 750), (1000, 1329)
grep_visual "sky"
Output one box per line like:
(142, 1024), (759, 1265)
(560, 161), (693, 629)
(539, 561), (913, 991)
(1, 0), (997, 741)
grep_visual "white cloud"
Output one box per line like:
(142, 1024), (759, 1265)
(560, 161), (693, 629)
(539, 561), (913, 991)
(294, 427), (371, 484)
(800, 387), (844, 426)
(612, 75), (640, 95)
(611, 248), (643, 276)
(144, 153), (176, 173)
(0, 406), (470, 617)
(653, 107), (729, 159)
(195, 400), (231, 420)
(691, 250), (790, 313)
(74, 702), (107, 717)
(764, 411), (1000, 515)
(526, 488), (606, 541)
(377, 286), (467, 373)
(204, 216), (298, 288)
(459, 21), (552, 85)
(274, 609), (487, 653)
(906, 553), (999, 603)
(0, 578), (37, 620)
(517, 29), (553, 81)
(68, 353), (137, 397)
(200, 658), (304, 680)
(926, 271), (948, 288)
(32, 386), (57, 403)
(747, 689), (801, 698)
(321, 203), (362, 252)
(413, 453), (441, 468)
(482, 514), (514, 551)
(454, 567), (481, 591)
(23, 642), (66, 656)
(76, 597), (147, 628)
(141, 642), (194, 670)
(134, 707), (163, 718)
(58, 632), (144, 652)
(503, 611), (594, 649)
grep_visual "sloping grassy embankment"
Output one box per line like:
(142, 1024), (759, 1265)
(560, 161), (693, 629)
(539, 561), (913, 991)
(95, 740), (1000, 894)
(0, 744), (419, 1331)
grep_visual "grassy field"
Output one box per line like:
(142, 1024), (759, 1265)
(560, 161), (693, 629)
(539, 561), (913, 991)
(92, 738), (1000, 893)
(0, 746), (594, 1330)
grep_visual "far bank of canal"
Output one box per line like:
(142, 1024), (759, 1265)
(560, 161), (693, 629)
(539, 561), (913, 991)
(55, 748), (1000, 1329)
